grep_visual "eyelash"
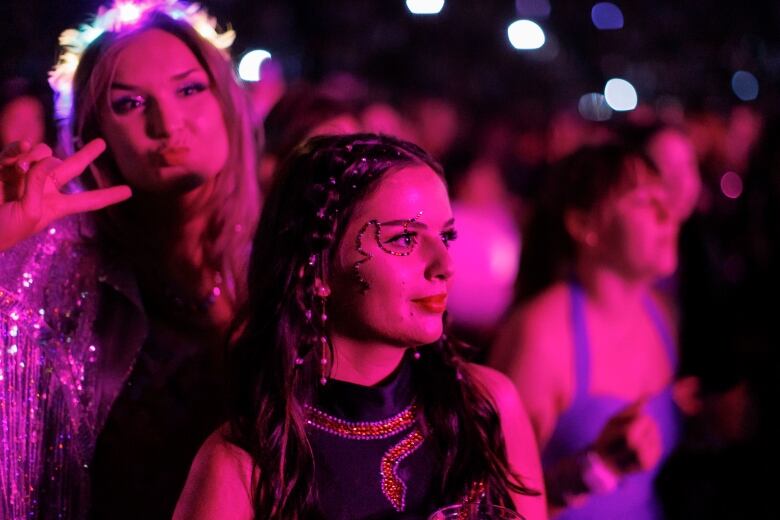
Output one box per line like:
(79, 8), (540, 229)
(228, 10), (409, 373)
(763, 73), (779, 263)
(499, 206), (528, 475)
(384, 229), (458, 248)
(440, 229), (458, 247)
(386, 231), (418, 247)
(110, 82), (209, 115)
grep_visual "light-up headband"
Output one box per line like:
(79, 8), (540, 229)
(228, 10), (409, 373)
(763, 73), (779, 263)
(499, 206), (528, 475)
(48, 0), (236, 120)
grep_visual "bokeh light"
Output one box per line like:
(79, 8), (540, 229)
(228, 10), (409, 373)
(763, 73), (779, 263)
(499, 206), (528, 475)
(578, 93), (613, 121)
(238, 49), (272, 82)
(731, 70), (759, 101)
(116, 2), (142, 25)
(406, 0), (445, 15)
(720, 171), (743, 199)
(591, 2), (624, 30)
(508, 19), (546, 50)
(604, 78), (637, 111)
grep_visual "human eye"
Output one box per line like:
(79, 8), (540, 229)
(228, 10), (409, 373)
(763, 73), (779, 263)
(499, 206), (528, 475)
(385, 231), (418, 248)
(110, 95), (145, 115)
(440, 228), (458, 248)
(177, 82), (208, 97)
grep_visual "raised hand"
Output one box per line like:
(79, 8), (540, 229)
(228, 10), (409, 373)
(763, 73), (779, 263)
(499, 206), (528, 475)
(591, 397), (663, 476)
(0, 138), (132, 251)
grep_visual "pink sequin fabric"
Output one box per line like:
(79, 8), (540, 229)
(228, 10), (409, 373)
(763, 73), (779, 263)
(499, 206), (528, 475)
(0, 217), (101, 519)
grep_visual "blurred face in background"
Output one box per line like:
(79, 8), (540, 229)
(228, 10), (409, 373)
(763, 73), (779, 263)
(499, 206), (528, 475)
(0, 95), (45, 148)
(579, 159), (679, 282)
(647, 129), (701, 220)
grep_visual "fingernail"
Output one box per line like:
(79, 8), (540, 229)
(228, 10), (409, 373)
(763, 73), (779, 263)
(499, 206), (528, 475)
(16, 161), (30, 173)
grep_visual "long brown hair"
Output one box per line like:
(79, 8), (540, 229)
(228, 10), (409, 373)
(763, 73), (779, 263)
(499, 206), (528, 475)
(228, 133), (536, 518)
(69, 13), (259, 307)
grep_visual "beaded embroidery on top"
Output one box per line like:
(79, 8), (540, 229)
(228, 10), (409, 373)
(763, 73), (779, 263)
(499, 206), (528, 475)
(305, 402), (424, 512)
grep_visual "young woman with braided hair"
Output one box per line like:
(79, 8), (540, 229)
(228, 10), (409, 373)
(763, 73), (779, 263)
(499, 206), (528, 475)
(175, 133), (546, 519)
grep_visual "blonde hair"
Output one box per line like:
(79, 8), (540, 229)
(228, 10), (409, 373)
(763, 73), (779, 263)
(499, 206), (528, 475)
(69, 13), (260, 306)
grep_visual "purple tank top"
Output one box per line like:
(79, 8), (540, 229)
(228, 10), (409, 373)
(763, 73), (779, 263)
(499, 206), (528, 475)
(541, 281), (681, 519)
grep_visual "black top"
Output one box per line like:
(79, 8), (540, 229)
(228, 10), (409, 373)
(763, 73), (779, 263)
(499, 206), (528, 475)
(308, 351), (442, 519)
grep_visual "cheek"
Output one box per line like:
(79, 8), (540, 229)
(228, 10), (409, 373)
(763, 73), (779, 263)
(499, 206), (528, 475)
(193, 99), (229, 169)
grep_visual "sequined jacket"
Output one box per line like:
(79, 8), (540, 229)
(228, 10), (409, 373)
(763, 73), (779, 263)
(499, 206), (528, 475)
(0, 217), (147, 520)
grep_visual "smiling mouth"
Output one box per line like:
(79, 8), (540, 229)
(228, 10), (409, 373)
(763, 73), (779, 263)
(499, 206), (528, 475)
(157, 146), (190, 166)
(411, 294), (447, 313)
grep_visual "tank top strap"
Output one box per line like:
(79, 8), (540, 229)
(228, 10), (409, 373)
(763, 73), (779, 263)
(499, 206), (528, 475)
(642, 294), (678, 369)
(568, 280), (592, 401)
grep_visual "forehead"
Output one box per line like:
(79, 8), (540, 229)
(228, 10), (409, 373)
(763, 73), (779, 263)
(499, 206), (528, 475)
(113, 28), (203, 81)
(351, 164), (450, 223)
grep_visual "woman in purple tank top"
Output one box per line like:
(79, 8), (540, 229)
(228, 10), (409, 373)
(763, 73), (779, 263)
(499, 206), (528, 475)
(492, 142), (682, 519)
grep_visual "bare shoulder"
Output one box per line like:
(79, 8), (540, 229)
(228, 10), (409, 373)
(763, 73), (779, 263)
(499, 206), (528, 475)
(466, 363), (534, 443)
(173, 426), (255, 520)
(468, 363), (548, 518)
(468, 364), (524, 419)
(493, 283), (572, 382)
(196, 427), (253, 477)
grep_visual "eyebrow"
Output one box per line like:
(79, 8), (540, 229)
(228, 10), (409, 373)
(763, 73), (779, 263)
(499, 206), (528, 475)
(379, 217), (456, 229)
(109, 68), (202, 91)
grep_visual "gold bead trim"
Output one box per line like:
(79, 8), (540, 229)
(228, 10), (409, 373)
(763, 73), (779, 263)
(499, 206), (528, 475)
(380, 428), (425, 512)
(305, 403), (417, 440)
(305, 402), (424, 511)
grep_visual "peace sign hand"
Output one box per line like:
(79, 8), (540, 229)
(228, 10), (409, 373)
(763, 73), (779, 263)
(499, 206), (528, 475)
(0, 138), (132, 251)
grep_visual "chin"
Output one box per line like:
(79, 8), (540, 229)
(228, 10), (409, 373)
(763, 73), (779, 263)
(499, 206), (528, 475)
(154, 171), (212, 194)
(411, 323), (444, 346)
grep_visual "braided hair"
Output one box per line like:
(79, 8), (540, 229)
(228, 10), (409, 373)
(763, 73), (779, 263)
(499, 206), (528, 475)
(228, 134), (536, 518)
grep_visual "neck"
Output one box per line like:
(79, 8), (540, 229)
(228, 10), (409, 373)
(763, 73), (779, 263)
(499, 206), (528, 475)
(128, 182), (217, 265)
(574, 256), (651, 316)
(329, 332), (409, 386)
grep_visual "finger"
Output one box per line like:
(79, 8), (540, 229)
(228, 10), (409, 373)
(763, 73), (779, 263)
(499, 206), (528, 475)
(52, 138), (106, 185)
(616, 396), (649, 419)
(20, 157), (60, 220)
(12, 143), (54, 173)
(57, 185), (132, 216)
(0, 140), (32, 164)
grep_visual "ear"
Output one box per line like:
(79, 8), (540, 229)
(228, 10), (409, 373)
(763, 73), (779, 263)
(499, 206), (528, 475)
(564, 209), (599, 248)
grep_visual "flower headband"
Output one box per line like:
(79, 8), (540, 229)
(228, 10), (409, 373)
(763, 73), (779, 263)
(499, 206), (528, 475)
(48, 0), (236, 120)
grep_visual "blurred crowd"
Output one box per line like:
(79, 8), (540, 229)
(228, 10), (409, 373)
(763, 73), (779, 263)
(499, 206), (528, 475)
(1, 7), (778, 516)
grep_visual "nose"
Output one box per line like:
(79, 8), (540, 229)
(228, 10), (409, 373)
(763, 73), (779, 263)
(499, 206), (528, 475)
(423, 235), (454, 282)
(145, 97), (183, 138)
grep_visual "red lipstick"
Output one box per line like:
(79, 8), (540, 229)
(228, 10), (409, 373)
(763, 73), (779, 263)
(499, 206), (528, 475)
(157, 146), (190, 166)
(411, 293), (447, 313)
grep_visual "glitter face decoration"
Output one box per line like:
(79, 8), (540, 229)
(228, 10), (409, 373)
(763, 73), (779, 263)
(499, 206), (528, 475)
(329, 164), (455, 349)
(48, 0), (235, 120)
(353, 211), (424, 292)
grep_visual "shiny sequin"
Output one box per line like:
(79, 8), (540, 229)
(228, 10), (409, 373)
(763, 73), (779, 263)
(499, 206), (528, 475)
(305, 403), (423, 512)
(352, 212), (424, 293)
(1, 216), (101, 518)
(380, 429), (425, 512)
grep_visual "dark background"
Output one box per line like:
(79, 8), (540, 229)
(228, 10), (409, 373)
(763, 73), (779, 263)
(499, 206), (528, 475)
(2, 0), (779, 120)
